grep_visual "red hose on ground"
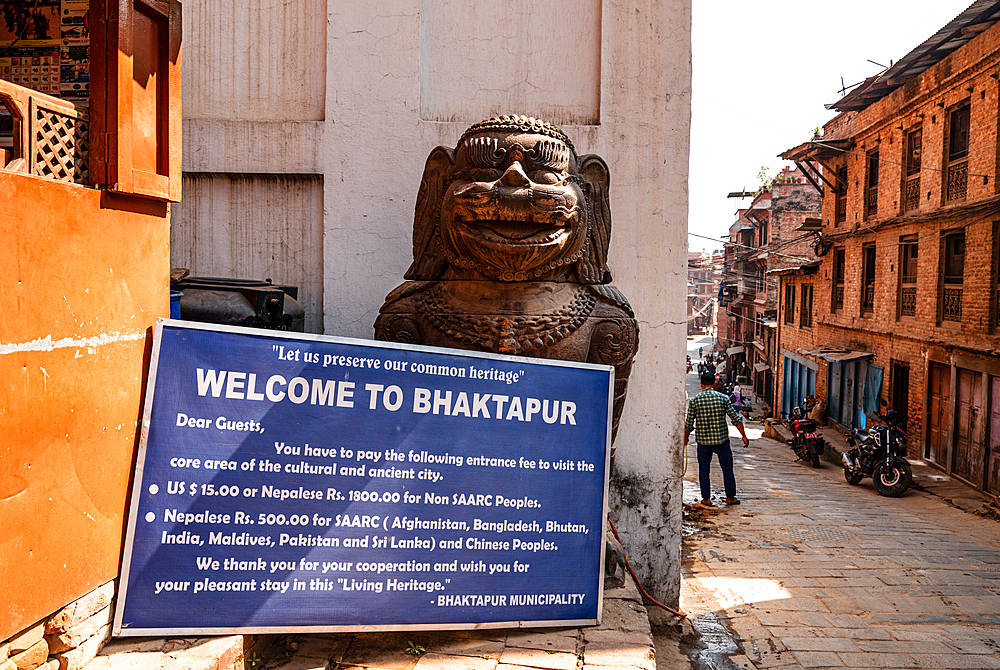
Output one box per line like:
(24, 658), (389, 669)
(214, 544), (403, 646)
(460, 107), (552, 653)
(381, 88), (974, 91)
(608, 517), (687, 618)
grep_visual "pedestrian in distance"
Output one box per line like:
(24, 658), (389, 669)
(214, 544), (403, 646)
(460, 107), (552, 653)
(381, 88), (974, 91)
(685, 372), (750, 507)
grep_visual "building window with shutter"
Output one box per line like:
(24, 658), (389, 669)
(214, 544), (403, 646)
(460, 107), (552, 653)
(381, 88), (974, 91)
(832, 248), (845, 312)
(865, 151), (879, 219)
(994, 221), (1000, 332)
(835, 165), (848, 224)
(898, 235), (917, 319)
(941, 230), (965, 322)
(861, 244), (876, 316)
(800, 284), (813, 328)
(946, 104), (970, 203)
(903, 128), (921, 213)
(784, 284), (796, 326)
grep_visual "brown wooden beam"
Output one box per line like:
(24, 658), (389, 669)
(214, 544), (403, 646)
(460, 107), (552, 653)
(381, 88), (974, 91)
(795, 161), (823, 196)
(808, 157), (840, 191)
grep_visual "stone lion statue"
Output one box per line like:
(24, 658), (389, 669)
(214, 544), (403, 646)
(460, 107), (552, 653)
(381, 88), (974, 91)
(375, 115), (638, 455)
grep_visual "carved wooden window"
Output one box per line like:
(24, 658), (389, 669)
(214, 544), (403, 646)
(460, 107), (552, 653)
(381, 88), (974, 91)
(832, 248), (845, 312)
(91, 0), (182, 201)
(946, 104), (970, 203)
(994, 221), (1000, 332)
(800, 284), (813, 329)
(898, 235), (917, 319)
(784, 284), (795, 326)
(865, 150), (879, 219)
(861, 243), (876, 316)
(903, 128), (921, 212)
(941, 231), (965, 322)
(835, 165), (848, 224)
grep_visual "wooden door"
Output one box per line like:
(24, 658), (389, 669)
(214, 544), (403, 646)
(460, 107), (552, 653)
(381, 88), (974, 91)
(891, 362), (910, 431)
(845, 361), (859, 429)
(828, 362), (842, 424)
(782, 357), (792, 419)
(987, 377), (1000, 495)
(952, 368), (982, 483)
(926, 362), (950, 464)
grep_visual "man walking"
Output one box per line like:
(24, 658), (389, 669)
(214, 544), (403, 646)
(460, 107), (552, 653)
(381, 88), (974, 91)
(685, 372), (750, 506)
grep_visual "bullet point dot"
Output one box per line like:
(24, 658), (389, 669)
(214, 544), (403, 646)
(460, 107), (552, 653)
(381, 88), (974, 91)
(145, 512), (155, 522)
(148, 484), (159, 495)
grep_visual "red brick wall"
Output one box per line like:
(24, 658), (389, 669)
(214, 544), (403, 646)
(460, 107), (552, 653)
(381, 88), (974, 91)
(799, 20), (1000, 472)
(775, 272), (825, 414)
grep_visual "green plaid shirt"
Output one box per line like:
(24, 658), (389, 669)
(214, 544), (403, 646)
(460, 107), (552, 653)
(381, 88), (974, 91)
(685, 389), (742, 445)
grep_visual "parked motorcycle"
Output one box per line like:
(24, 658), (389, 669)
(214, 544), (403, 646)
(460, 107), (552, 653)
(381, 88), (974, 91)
(788, 406), (824, 468)
(842, 410), (912, 497)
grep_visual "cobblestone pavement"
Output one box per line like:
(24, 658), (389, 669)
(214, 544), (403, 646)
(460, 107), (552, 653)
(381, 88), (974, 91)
(679, 422), (1000, 670)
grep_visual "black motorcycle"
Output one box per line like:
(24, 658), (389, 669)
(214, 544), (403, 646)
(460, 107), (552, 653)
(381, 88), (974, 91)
(842, 411), (912, 497)
(788, 409), (824, 468)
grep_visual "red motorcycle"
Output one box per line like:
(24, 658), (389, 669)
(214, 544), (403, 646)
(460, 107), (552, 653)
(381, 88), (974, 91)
(788, 402), (824, 468)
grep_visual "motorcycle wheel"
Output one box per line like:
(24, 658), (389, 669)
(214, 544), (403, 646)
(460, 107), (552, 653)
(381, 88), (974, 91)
(844, 467), (863, 485)
(872, 459), (912, 497)
(810, 449), (821, 469)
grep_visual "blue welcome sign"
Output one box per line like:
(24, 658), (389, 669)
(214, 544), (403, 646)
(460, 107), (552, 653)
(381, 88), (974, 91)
(114, 320), (613, 634)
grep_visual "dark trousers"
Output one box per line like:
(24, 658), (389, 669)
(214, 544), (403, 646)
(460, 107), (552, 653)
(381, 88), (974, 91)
(697, 439), (736, 500)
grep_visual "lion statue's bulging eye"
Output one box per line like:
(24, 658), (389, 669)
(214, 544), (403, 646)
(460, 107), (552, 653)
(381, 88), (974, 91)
(473, 169), (501, 182)
(531, 171), (561, 185)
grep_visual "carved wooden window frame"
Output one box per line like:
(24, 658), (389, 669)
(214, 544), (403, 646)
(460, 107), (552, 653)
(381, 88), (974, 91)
(901, 127), (922, 213)
(897, 234), (918, 320)
(860, 243), (876, 317)
(835, 165), (848, 225)
(944, 102), (970, 204)
(865, 150), (879, 220)
(940, 229), (965, 324)
(800, 284), (813, 329)
(784, 284), (795, 326)
(832, 248), (846, 313)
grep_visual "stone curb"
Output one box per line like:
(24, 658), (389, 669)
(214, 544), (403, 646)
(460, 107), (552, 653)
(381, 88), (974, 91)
(74, 579), (658, 670)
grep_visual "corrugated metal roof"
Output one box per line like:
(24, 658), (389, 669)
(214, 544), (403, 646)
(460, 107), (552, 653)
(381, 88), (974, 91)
(798, 345), (873, 363)
(829, 0), (1000, 112)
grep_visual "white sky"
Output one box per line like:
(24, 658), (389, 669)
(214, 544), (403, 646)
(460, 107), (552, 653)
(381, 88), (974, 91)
(688, 0), (974, 252)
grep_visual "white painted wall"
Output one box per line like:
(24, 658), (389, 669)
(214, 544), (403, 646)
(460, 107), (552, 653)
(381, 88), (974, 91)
(176, 0), (691, 604)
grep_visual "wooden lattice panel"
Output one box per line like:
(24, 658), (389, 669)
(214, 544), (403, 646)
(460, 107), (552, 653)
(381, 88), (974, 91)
(900, 286), (916, 317)
(943, 286), (963, 322)
(903, 176), (920, 212)
(947, 161), (968, 202)
(30, 99), (89, 185)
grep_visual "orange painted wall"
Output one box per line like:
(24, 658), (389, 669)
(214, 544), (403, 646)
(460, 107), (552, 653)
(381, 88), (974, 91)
(0, 172), (169, 639)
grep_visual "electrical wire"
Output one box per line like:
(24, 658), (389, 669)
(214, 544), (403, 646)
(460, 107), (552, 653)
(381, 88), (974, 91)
(820, 204), (997, 251)
(818, 140), (997, 183)
(689, 231), (816, 262)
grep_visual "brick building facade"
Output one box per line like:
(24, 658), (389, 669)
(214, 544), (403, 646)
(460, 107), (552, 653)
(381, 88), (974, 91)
(688, 251), (721, 335)
(720, 168), (820, 411)
(780, 0), (1000, 495)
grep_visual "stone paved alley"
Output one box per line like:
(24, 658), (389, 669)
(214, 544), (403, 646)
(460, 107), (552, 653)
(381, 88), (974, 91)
(668, 337), (1000, 670)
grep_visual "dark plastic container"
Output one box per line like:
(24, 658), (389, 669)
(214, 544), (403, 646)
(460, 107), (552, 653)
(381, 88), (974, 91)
(170, 290), (183, 320)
